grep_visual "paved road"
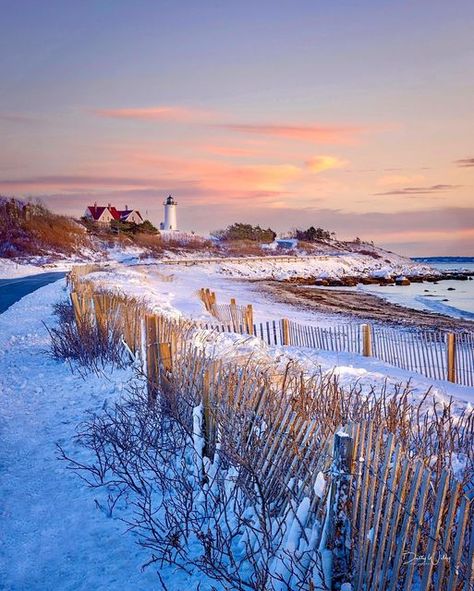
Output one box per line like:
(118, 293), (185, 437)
(0, 272), (66, 314)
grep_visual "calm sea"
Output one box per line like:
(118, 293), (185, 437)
(358, 257), (474, 320)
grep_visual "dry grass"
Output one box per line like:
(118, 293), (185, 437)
(0, 198), (92, 258)
(47, 298), (126, 372)
(132, 232), (164, 255)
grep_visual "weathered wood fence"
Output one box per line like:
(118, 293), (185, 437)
(157, 254), (327, 266)
(197, 288), (474, 386)
(67, 274), (474, 590)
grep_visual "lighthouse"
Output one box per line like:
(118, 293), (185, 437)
(160, 195), (178, 231)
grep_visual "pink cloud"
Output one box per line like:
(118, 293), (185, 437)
(92, 106), (213, 122)
(0, 175), (157, 189)
(213, 122), (365, 144)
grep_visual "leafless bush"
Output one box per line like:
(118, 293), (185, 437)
(59, 380), (329, 590)
(58, 344), (473, 589)
(47, 299), (126, 372)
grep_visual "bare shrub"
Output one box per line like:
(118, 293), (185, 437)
(58, 343), (474, 589)
(223, 240), (266, 256)
(133, 232), (164, 255)
(47, 299), (126, 372)
(59, 382), (326, 590)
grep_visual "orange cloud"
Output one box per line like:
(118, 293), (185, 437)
(214, 122), (365, 144)
(305, 155), (347, 173)
(93, 106), (213, 122)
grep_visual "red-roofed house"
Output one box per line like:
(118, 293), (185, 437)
(83, 203), (143, 225)
(118, 206), (143, 224)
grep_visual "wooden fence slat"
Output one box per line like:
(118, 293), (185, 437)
(448, 495), (470, 591)
(364, 434), (395, 588)
(419, 470), (450, 589)
(434, 480), (460, 587)
(400, 467), (431, 591)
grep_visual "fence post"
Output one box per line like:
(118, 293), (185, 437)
(362, 324), (372, 357)
(246, 304), (254, 334)
(281, 318), (290, 346)
(447, 333), (456, 383)
(202, 364), (214, 463)
(328, 430), (354, 589)
(230, 298), (238, 330)
(158, 342), (173, 373)
(145, 314), (158, 403)
(70, 291), (83, 329)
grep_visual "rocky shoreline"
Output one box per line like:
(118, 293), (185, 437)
(260, 279), (474, 331)
(283, 270), (474, 288)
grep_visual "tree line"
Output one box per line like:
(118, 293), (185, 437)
(212, 223), (337, 243)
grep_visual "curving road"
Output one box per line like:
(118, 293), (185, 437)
(0, 272), (66, 314)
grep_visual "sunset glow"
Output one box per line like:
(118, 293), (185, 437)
(0, 1), (473, 255)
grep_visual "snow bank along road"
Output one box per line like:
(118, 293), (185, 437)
(0, 280), (161, 591)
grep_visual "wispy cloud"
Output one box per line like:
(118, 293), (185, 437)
(305, 155), (347, 173)
(454, 157), (474, 168)
(0, 112), (39, 124)
(92, 106), (213, 122)
(376, 174), (425, 186)
(374, 184), (460, 196)
(213, 123), (365, 144)
(91, 106), (370, 146)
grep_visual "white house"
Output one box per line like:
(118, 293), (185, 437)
(84, 203), (120, 224)
(119, 206), (143, 224)
(83, 203), (144, 225)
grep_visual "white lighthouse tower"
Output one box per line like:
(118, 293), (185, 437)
(160, 195), (178, 231)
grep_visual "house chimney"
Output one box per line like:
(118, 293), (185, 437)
(94, 201), (97, 213)
(107, 202), (111, 208)
(125, 204), (128, 211)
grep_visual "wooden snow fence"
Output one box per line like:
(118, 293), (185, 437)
(68, 275), (473, 590)
(348, 422), (474, 591)
(197, 289), (474, 386)
(198, 288), (254, 333)
(191, 373), (474, 589)
(144, 335), (474, 589)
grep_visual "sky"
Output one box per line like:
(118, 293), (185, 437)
(0, 0), (473, 256)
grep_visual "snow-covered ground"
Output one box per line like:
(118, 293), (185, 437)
(0, 267), (472, 589)
(0, 258), (52, 279)
(0, 258), (79, 279)
(201, 252), (438, 281)
(0, 281), (193, 590)
(81, 259), (474, 399)
(80, 254), (440, 330)
(81, 262), (346, 328)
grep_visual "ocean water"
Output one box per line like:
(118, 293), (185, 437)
(359, 257), (474, 320)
